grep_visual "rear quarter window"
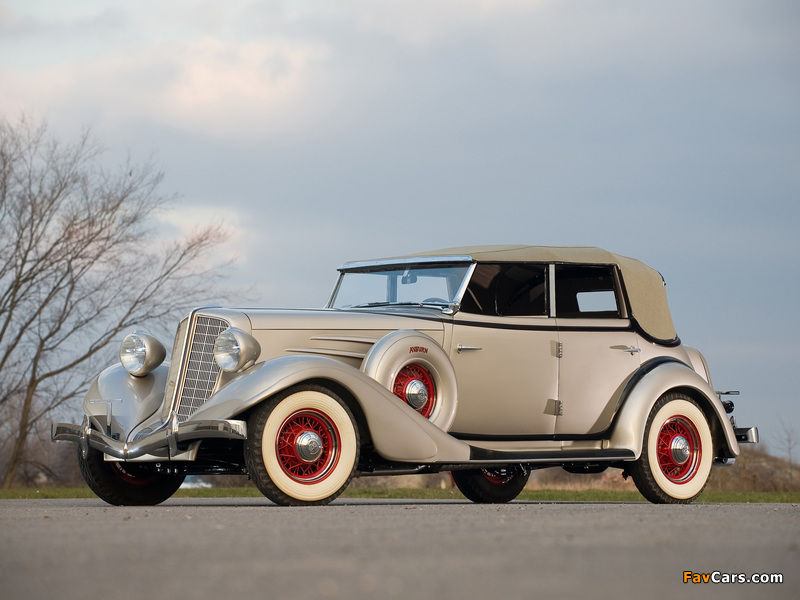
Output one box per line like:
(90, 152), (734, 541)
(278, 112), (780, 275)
(555, 264), (621, 318)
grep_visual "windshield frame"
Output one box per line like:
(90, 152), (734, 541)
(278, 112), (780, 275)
(327, 257), (476, 312)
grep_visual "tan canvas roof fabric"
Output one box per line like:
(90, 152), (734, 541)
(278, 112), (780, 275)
(350, 245), (678, 342)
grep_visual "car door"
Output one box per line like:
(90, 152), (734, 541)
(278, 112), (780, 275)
(552, 264), (642, 436)
(448, 263), (558, 437)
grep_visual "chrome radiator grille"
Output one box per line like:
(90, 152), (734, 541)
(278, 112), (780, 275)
(174, 315), (229, 422)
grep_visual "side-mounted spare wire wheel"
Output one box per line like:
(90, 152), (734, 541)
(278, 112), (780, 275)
(361, 330), (458, 430)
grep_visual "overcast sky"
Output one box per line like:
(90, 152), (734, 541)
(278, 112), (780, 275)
(2, 0), (798, 455)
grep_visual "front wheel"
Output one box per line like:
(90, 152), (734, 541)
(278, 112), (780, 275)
(452, 466), (530, 503)
(245, 385), (360, 506)
(78, 447), (185, 506)
(630, 393), (713, 504)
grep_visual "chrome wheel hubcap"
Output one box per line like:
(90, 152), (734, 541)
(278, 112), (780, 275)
(295, 431), (324, 463)
(404, 379), (429, 410)
(670, 435), (691, 465)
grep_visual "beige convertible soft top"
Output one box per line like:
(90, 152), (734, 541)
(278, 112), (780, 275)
(355, 245), (678, 343)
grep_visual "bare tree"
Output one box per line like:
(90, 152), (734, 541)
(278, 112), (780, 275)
(0, 115), (230, 487)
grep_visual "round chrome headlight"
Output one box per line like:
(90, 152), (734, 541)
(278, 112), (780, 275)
(120, 331), (166, 377)
(213, 327), (261, 372)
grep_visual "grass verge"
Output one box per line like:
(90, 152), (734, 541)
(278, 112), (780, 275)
(1, 487), (799, 503)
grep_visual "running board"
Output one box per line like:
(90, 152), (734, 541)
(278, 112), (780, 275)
(467, 446), (636, 463)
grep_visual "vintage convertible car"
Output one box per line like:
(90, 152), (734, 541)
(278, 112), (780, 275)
(52, 245), (758, 506)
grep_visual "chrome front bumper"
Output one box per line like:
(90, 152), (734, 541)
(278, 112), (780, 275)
(51, 414), (247, 460)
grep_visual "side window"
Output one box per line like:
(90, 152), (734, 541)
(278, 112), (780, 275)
(462, 263), (548, 316)
(555, 264), (621, 318)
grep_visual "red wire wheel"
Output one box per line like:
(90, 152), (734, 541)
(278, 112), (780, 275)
(481, 468), (515, 485)
(393, 363), (436, 418)
(629, 394), (714, 504)
(78, 447), (185, 505)
(655, 416), (701, 483)
(246, 387), (360, 505)
(276, 409), (340, 483)
(110, 462), (161, 486)
(452, 466), (531, 503)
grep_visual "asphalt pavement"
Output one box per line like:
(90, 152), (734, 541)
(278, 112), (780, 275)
(1, 498), (796, 600)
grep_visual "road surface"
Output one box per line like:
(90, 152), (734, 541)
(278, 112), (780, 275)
(1, 498), (796, 600)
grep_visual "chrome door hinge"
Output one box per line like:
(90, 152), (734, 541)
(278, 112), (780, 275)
(547, 399), (564, 416)
(556, 341), (564, 358)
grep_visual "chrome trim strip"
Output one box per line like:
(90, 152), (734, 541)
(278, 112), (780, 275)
(51, 419), (247, 460)
(309, 335), (380, 345)
(285, 347), (368, 359)
(173, 312), (203, 417)
(326, 273), (344, 308)
(338, 255), (475, 271)
(452, 262), (477, 309)
(168, 411), (180, 457)
(163, 313), (194, 421)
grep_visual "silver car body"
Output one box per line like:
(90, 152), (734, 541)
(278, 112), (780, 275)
(53, 245), (758, 503)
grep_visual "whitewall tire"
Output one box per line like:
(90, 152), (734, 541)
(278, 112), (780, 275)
(245, 385), (360, 506)
(630, 393), (713, 504)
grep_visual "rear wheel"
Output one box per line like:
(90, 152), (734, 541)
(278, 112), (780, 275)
(630, 393), (713, 504)
(245, 385), (360, 506)
(78, 446), (185, 506)
(452, 466), (530, 503)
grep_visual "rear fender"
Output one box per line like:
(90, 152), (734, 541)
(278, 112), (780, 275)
(190, 355), (471, 463)
(608, 359), (739, 459)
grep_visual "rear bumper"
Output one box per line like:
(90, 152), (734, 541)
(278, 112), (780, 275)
(51, 414), (247, 460)
(735, 426), (759, 444)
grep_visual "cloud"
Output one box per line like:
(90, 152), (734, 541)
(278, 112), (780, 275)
(1, 34), (333, 140)
(5, 0), (796, 147)
(157, 36), (332, 137)
(158, 205), (252, 265)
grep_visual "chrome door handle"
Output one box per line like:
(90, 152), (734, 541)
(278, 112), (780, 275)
(619, 346), (640, 355)
(457, 344), (482, 353)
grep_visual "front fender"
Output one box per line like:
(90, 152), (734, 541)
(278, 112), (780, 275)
(190, 355), (471, 463)
(83, 363), (168, 440)
(608, 359), (739, 459)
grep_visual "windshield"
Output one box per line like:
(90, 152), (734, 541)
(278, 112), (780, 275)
(329, 263), (472, 309)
